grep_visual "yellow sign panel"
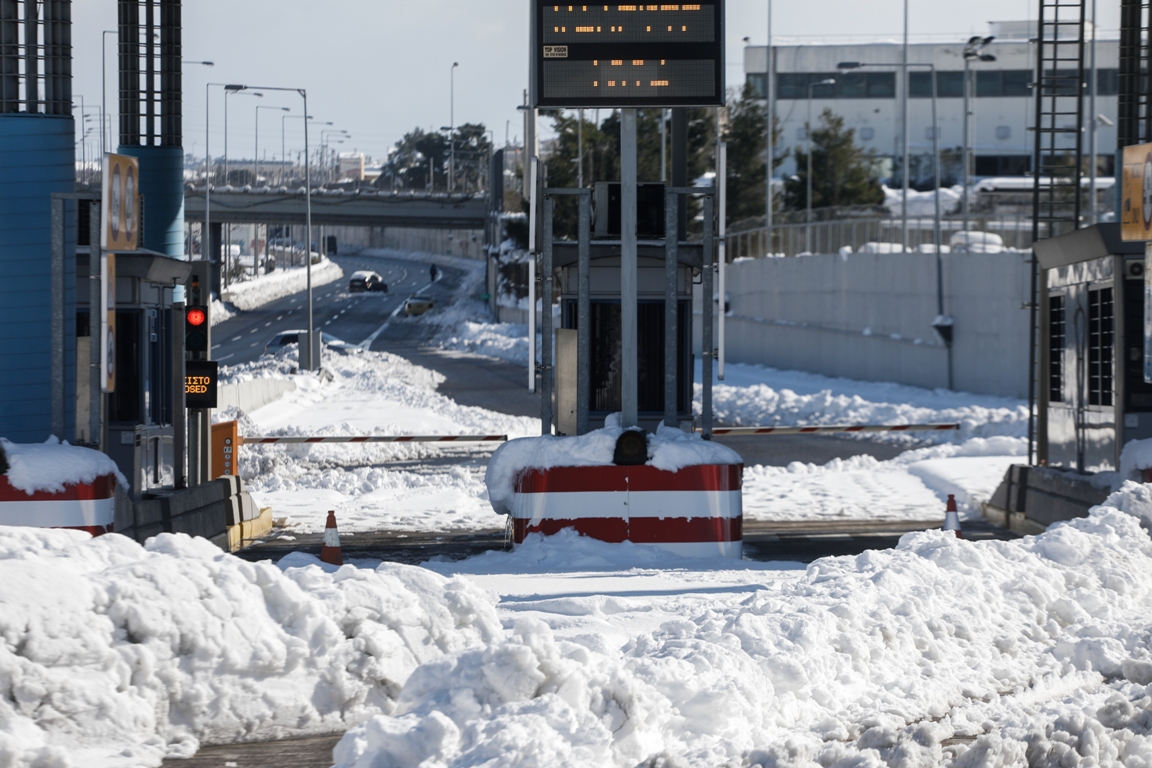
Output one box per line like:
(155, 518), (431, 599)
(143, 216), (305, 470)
(100, 153), (139, 252)
(1121, 143), (1152, 241)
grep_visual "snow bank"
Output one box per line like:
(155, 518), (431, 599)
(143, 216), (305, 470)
(221, 258), (343, 312)
(0, 437), (127, 494)
(334, 482), (1152, 767)
(485, 423), (742, 515)
(703, 360), (1028, 445)
(0, 528), (500, 768)
(882, 183), (962, 217)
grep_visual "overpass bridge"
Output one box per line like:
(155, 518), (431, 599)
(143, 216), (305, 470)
(183, 186), (490, 230)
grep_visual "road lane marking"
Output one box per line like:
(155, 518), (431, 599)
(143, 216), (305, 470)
(231, 335), (243, 342)
(359, 278), (436, 349)
(215, 353), (235, 362)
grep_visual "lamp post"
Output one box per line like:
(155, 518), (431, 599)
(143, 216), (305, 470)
(765, 0), (775, 257)
(839, 60), (941, 256)
(449, 62), (459, 192)
(805, 78), (835, 254)
(282, 115), (325, 186)
(320, 129), (349, 185)
(223, 89), (262, 185)
(256, 105), (289, 184)
(226, 84), (315, 370)
(101, 30), (115, 155)
(962, 36), (996, 241)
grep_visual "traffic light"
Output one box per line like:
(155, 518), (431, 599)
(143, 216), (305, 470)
(185, 305), (208, 354)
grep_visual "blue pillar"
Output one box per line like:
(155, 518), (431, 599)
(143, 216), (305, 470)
(0, 114), (77, 442)
(117, 145), (185, 258)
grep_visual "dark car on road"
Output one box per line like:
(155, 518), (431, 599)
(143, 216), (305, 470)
(349, 270), (387, 293)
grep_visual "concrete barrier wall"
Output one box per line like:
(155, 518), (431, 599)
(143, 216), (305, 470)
(217, 377), (297, 415)
(716, 250), (1033, 398)
(371, 227), (486, 260)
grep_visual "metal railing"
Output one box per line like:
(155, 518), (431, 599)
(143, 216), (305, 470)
(727, 215), (1052, 258)
(0, 0), (71, 117)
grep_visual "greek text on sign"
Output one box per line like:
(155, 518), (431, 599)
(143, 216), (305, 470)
(544, 45), (568, 58)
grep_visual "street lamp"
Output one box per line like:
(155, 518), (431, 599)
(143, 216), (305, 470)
(256, 105), (290, 184)
(839, 60), (942, 256)
(449, 62), (459, 192)
(226, 84), (316, 371)
(962, 36), (996, 241)
(321, 130), (349, 185)
(282, 116), (327, 186)
(805, 78), (835, 254)
(223, 88), (262, 184)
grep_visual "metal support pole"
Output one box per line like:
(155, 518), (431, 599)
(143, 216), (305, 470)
(303, 90), (315, 371)
(766, 0), (774, 257)
(541, 195), (554, 435)
(50, 197), (65, 439)
(718, 142), (727, 381)
(665, 188), (678, 428)
(88, 204), (103, 449)
(702, 194), (715, 439)
(577, 190), (591, 435)
(527, 156), (538, 393)
(621, 108), (639, 427)
(901, 0), (909, 252)
(963, 57), (971, 240)
(23, 0), (35, 113)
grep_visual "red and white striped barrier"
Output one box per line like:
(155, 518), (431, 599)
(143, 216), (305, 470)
(705, 423), (960, 436)
(512, 463), (743, 558)
(240, 435), (507, 445)
(0, 473), (117, 536)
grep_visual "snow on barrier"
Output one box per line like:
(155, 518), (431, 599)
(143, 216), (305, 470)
(511, 462), (743, 558)
(706, 422), (961, 436)
(488, 424), (745, 559)
(0, 438), (124, 536)
(240, 434), (507, 444)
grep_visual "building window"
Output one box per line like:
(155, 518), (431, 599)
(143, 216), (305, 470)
(776, 72), (894, 99)
(975, 70), (1034, 97)
(745, 72), (767, 98)
(995, 125), (1012, 140)
(1050, 294), (1064, 403)
(974, 154), (1031, 176)
(859, 127), (875, 141)
(1088, 287), (1114, 407)
(909, 71), (965, 98)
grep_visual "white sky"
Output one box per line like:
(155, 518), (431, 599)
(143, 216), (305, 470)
(69, 0), (1120, 162)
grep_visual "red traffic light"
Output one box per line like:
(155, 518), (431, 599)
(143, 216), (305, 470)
(187, 307), (207, 327)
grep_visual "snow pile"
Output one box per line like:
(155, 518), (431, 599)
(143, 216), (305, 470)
(704, 361), (1029, 444)
(208, 297), (235, 327)
(1118, 438), (1152, 487)
(742, 435), (1027, 522)
(0, 527), (500, 768)
(0, 437), (127, 494)
(425, 299), (532, 365)
(882, 183), (963, 217)
(221, 257), (343, 312)
(485, 422), (742, 515)
(334, 482), (1152, 767)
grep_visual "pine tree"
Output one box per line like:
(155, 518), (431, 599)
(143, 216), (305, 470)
(723, 83), (787, 225)
(784, 109), (884, 211)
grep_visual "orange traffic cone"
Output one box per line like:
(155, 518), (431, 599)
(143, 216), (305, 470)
(321, 510), (344, 565)
(943, 494), (962, 538)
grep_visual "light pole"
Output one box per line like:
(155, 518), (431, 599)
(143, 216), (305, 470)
(840, 60), (942, 256)
(256, 105), (290, 184)
(226, 85), (315, 370)
(224, 89), (262, 185)
(321, 129), (349, 185)
(962, 37), (996, 241)
(101, 30), (115, 155)
(765, 0), (776, 257)
(805, 78), (835, 254)
(282, 116), (325, 186)
(449, 62), (459, 192)
(901, 0), (909, 252)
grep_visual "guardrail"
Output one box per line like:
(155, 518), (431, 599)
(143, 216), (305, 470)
(705, 423), (961, 436)
(240, 435), (507, 444)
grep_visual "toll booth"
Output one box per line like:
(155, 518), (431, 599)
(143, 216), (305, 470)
(1035, 223), (1152, 471)
(77, 240), (192, 496)
(553, 240), (698, 434)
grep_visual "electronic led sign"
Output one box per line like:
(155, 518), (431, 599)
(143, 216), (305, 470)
(532, 2), (724, 108)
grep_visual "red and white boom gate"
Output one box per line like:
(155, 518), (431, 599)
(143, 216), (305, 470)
(704, 423), (961, 436)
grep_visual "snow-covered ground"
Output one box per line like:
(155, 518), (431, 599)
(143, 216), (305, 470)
(11, 484), (1152, 766)
(330, 487), (1152, 767)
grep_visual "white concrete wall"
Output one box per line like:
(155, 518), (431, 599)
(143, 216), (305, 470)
(217, 378), (297, 415)
(375, 228), (486, 260)
(715, 250), (1033, 398)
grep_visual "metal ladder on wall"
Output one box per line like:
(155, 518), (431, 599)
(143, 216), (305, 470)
(1029, 0), (1086, 464)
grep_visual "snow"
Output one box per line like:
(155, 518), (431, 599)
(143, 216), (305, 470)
(229, 347), (537, 534)
(485, 422), (743, 515)
(705, 360), (1029, 445)
(0, 527), (500, 768)
(0, 437), (127, 494)
(324, 483), (1152, 767)
(882, 183), (962, 217)
(1118, 438), (1152, 486)
(219, 257), (343, 313)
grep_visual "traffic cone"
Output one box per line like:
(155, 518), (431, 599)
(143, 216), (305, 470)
(321, 510), (344, 565)
(943, 494), (962, 538)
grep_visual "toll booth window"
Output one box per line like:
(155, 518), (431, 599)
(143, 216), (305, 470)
(1049, 294), (1064, 403)
(109, 310), (141, 423)
(1088, 287), (1114, 407)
